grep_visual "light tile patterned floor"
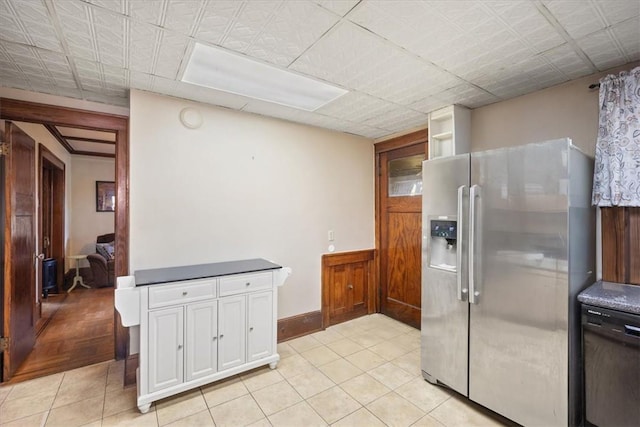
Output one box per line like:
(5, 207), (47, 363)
(0, 314), (509, 427)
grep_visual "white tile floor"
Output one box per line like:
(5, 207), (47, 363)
(0, 314), (509, 426)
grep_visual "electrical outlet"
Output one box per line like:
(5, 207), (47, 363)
(328, 230), (335, 241)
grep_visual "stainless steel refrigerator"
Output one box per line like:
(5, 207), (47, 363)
(421, 138), (594, 426)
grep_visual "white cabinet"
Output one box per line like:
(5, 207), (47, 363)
(148, 306), (183, 392)
(185, 301), (217, 381)
(218, 295), (246, 371)
(428, 105), (470, 159)
(135, 269), (287, 413)
(248, 291), (273, 361)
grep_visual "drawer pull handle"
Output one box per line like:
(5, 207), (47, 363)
(347, 284), (353, 289)
(177, 344), (183, 350)
(246, 282), (251, 286)
(219, 334), (224, 339)
(213, 336), (217, 341)
(182, 291), (188, 296)
(249, 327), (254, 331)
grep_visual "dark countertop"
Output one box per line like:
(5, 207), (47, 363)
(135, 258), (282, 286)
(578, 280), (640, 315)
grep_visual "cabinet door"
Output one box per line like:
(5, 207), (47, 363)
(218, 295), (246, 371)
(149, 307), (184, 392)
(186, 301), (217, 381)
(247, 291), (273, 362)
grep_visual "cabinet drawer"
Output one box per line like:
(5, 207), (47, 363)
(219, 272), (272, 296)
(149, 279), (217, 309)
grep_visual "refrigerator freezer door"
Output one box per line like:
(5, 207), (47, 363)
(421, 154), (470, 396)
(468, 140), (570, 426)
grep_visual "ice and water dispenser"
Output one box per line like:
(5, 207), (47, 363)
(428, 219), (457, 272)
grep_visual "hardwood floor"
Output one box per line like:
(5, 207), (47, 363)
(9, 287), (115, 384)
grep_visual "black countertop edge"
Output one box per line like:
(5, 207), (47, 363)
(577, 280), (640, 315)
(135, 258), (282, 286)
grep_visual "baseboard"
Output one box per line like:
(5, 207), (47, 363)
(277, 310), (323, 342)
(124, 354), (138, 386)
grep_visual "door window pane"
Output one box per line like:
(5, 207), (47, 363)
(389, 154), (424, 197)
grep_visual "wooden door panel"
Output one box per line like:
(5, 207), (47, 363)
(322, 250), (374, 327)
(330, 265), (349, 317)
(386, 213), (421, 307)
(351, 262), (366, 309)
(3, 122), (36, 381)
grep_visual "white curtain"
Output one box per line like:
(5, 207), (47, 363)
(592, 66), (640, 207)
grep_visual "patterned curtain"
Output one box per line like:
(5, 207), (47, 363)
(592, 66), (640, 207)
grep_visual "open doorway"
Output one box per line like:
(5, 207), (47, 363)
(0, 98), (129, 383)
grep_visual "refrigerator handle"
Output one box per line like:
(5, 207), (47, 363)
(469, 185), (480, 304)
(457, 185), (467, 301)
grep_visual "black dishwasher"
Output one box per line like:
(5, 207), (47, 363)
(582, 304), (640, 427)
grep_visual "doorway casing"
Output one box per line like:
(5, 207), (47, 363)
(0, 98), (130, 368)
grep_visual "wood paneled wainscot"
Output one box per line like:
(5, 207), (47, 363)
(322, 250), (375, 327)
(601, 207), (640, 285)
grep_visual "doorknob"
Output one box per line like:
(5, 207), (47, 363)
(347, 284), (353, 289)
(35, 253), (45, 260)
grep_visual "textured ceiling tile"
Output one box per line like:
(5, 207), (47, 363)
(543, 44), (594, 79)
(221, 1), (281, 53)
(316, 91), (396, 123)
(364, 106), (427, 132)
(314, 0), (359, 17)
(164, 0), (205, 34)
(129, 21), (158, 74)
(194, 1), (242, 45)
(244, 1), (339, 67)
(86, 0), (126, 15)
(594, 0), (640, 26)
(578, 29), (628, 70)
(129, 71), (154, 91)
(128, 0), (164, 26)
(154, 31), (189, 79)
(93, 9), (126, 67)
(8, 0), (63, 52)
(542, 0), (604, 39)
(612, 18), (640, 58)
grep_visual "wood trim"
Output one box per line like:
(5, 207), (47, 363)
(374, 129), (428, 154)
(630, 208), (640, 285)
(43, 125), (74, 153)
(63, 136), (115, 145)
(277, 311), (323, 342)
(73, 150), (115, 159)
(601, 207), (629, 283)
(124, 354), (138, 386)
(0, 99), (128, 131)
(321, 249), (375, 328)
(1, 99), (129, 363)
(38, 144), (66, 316)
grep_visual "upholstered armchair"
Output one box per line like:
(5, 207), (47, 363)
(87, 253), (115, 287)
(88, 233), (115, 287)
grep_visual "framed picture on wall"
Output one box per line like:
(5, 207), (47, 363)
(96, 181), (115, 212)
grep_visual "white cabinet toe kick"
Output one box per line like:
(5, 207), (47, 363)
(115, 259), (291, 413)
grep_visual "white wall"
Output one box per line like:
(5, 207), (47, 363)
(471, 61), (640, 156)
(129, 90), (375, 318)
(70, 156), (115, 258)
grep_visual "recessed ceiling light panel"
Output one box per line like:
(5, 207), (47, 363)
(182, 43), (348, 111)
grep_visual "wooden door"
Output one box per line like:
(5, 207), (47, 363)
(379, 142), (426, 328)
(2, 122), (36, 381)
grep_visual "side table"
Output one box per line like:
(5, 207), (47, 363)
(68, 255), (91, 293)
